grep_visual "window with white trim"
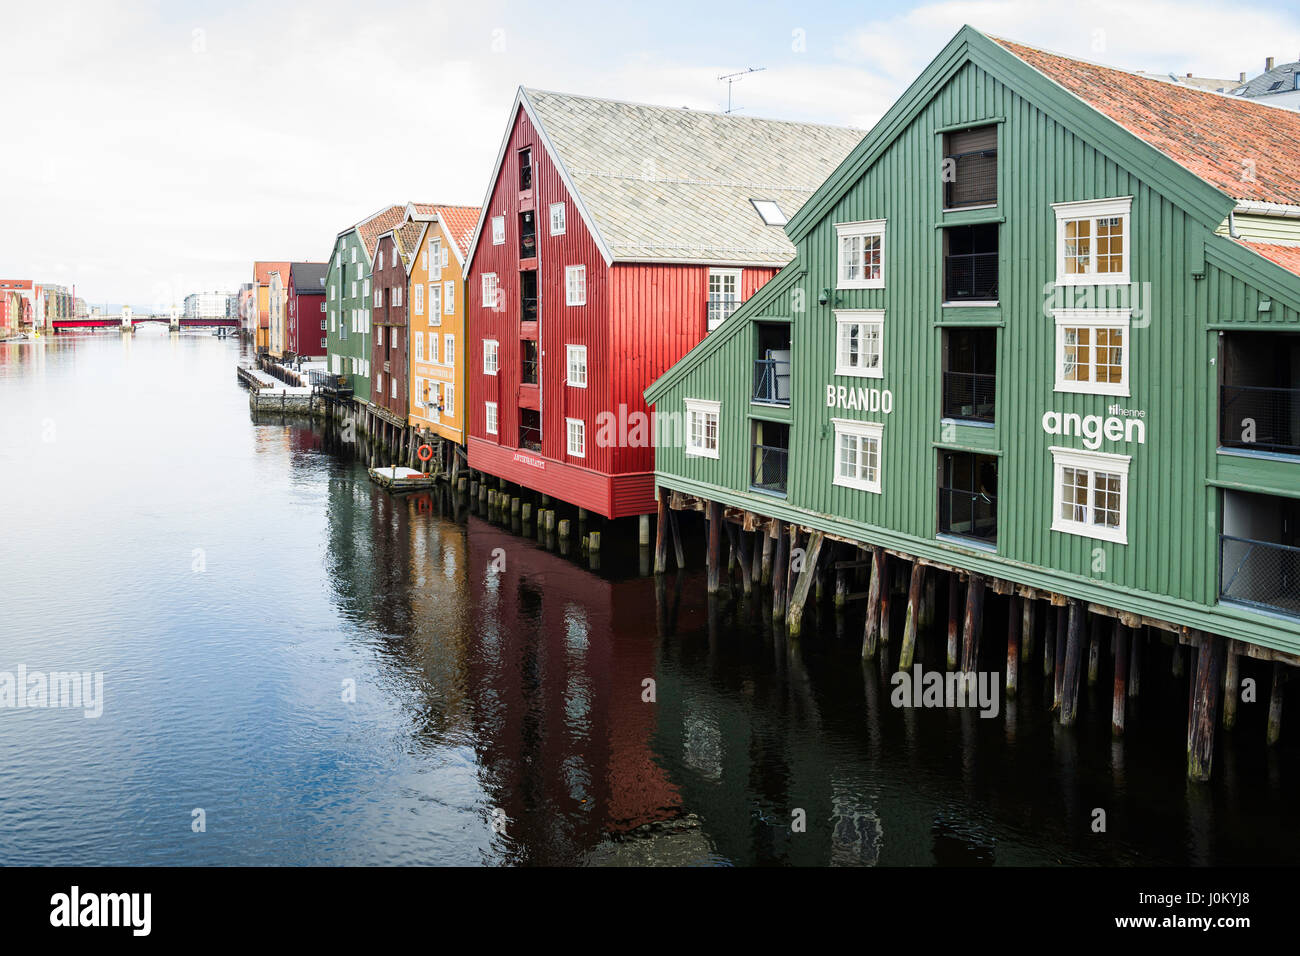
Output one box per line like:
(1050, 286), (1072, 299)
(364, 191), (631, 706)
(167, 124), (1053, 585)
(566, 345), (587, 387)
(1053, 309), (1130, 396)
(363, 278), (370, 298)
(834, 310), (884, 378)
(375, 288), (382, 307)
(707, 268), (741, 330)
(566, 417), (585, 457)
(1053, 197), (1131, 285)
(351, 247), (357, 263)
(832, 419), (884, 493)
(391, 376), (397, 399)
(566, 265), (586, 306)
(443, 384), (453, 418)
(414, 283), (423, 315)
(431, 239), (442, 280)
(427, 380), (441, 413)
(684, 399), (720, 458)
(378, 250), (384, 270)
(485, 402), (498, 435)
(1050, 446), (1130, 544)
(393, 286), (402, 308)
(415, 331), (424, 362)
(421, 249), (428, 272)
(377, 326), (383, 346)
(443, 335), (454, 367)
(835, 220), (886, 290)
(428, 283), (441, 323)
(491, 216), (505, 245)
(428, 332), (439, 364)
(549, 202), (566, 236)
(483, 339), (499, 375)
(444, 281), (454, 314)
(482, 273), (498, 311)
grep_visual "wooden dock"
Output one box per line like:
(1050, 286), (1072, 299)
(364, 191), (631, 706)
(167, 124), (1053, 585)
(368, 465), (437, 492)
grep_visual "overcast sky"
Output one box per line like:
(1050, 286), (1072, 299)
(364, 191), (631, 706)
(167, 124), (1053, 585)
(4, 0), (1299, 308)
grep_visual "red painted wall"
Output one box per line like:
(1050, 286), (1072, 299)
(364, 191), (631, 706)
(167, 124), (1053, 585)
(287, 277), (326, 357)
(466, 104), (777, 518)
(371, 235), (409, 417)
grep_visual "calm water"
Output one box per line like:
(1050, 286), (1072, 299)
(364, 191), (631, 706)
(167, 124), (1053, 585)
(0, 331), (1297, 866)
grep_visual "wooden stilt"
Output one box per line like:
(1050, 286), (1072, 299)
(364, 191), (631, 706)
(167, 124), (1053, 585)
(1086, 615), (1101, 686)
(861, 546), (884, 660)
(784, 526), (799, 620)
(959, 573), (984, 672)
(772, 520), (789, 621)
(706, 501), (722, 594)
(1129, 628), (1142, 699)
(1006, 593), (1021, 695)
(669, 508), (685, 570)
(1060, 600), (1084, 727)
(946, 572), (960, 671)
(1112, 622), (1129, 737)
(834, 557), (848, 610)
(787, 531), (824, 637)
(760, 531), (774, 587)
(879, 551), (893, 648)
(1172, 644), (1185, 678)
(1053, 606), (1066, 711)
(1020, 598), (1036, 665)
(1267, 662), (1285, 746)
(654, 492), (669, 574)
(1222, 642), (1239, 730)
(1188, 633), (1226, 781)
(898, 561), (925, 671)
(750, 531), (763, 585)
(737, 529), (753, 596)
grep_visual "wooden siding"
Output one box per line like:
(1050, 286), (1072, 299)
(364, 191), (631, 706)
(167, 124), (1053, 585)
(325, 231), (373, 403)
(371, 234), (409, 417)
(408, 219), (466, 444)
(647, 58), (1300, 654)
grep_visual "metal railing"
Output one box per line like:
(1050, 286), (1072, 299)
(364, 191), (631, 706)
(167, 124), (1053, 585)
(944, 251), (998, 301)
(1219, 383), (1300, 455)
(520, 231), (536, 260)
(521, 357), (539, 385)
(752, 358), (790, 406)
(942, 370), (996, 422)
(521, 295), (538, 323)
(944, 149), (998, 208)
(938, 487), (998, 543)
(1220, 534), (1300, 618)
(520, 162), (533, 191)
(751, 444), (789, 494)
(518, 423), (542, 452)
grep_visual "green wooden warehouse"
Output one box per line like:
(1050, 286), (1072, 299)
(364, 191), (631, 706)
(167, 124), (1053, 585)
(644, 26), (1300, 779)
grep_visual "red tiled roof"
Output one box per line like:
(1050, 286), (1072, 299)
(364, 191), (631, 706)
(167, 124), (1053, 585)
(996, 38), (1300, 207)
(355, 204), (407, 257)
(431, 205), (480, 261)
(253, 261), (290, 285)
(1238, 240), (1300, 277)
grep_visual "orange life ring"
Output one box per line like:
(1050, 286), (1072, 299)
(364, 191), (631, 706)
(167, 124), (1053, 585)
(416, 443), (434, 462)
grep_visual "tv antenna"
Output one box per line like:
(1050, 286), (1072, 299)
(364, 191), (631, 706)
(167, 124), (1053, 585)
(718, 67), (766, 114)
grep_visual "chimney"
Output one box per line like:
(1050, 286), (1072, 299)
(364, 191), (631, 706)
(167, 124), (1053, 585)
(1240, 72), (1247, 83)
(1186, 72), (1193, 78)
(1266, 56), (1275, 70)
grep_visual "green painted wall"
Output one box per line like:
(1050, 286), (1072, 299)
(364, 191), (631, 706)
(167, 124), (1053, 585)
(646, 45), (1300, 655)
(325, 230), (372, 403)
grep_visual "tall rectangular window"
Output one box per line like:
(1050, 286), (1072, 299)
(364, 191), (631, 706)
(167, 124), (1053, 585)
(485, 402), (498, 435)
(413, 283), (423, 315)
(942, 326), (997, 422)
(566, 265), (586, 306)
(1054, 309), (1130, 396)
(1053, 197), (1132, 285)
(550, 202), (566, 236)
(443, 384), (453, 418)
(415, 331), (424, 362)
(707, 269), (741, 330)
(833, 419), (884, 493)
(938, 451), (998, 544)
(942, 125), (998, 208)
(483, 339), (499, 375)
(431, 240), (442, 280)
(835, 310), (884, 378)
(429, 284), (441, 323)
(1050, 447), (1130, 544)
(482, 273), (499, 311)
(444, 282), (454, 314)
(491, 216), (505, 245)
(566, 345), (587, 387)
(566, 417), (585, 457)
(835, 220), (886, 290)
(443, 335), (454, 367)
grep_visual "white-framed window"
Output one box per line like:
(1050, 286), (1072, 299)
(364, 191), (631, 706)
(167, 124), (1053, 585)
(415, 331), (424, 362)
(391, 376), (397, 399)
(444, 281), (454, 314)
(352, 280), (358, 298)
(428, 332), (439, 364)
(1053, 196), (1132, 286)
(414, 283), (423, 315)
(393, 286), (402, 308)
(684, 399), (720, 459)
(707, 268), (741, 330)
(335, 252), (341, 268)
(832, 419), (884, 493)
(431, 239), (442, 280)
(483, 339), (499, 375)
(566, 345), (587, 387)
(351, 247), (357, 263)
(549, 202), (566, 236)
(429, 283), (441, 322)
(375, 371), (383, 393)
(330, 284), (336, 300)
(485, 402), (498, 435)
(482, 273), (499, 311)
(377, 326), (383, 346)
(378, 250), (384, 270)
(444, 334), (454, 367)
(443, 384), (454, 418)
(427, 380), (441, 413)
(320, 337), (326, 349)
(834, 309), (884, 378)
(835, 220), (886, 290)
(566, 417), (585, 457)
(375, 288), (382, 307)
(565, 265), (586, 306)
(1050, 446), (1130, 544)
(491, 216), (505, 245)
(1053, 309), (1130, 396)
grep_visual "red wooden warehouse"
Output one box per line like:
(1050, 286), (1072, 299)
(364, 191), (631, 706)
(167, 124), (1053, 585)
(464, 88), (861, 519)
(287, 262), (328, 358)
(370, 222), (422, 420)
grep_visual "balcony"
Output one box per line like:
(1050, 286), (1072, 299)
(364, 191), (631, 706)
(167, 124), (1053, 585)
(521, 270), (538, 323)
(938, 450), (998, 545)
(944, 223), (998, 302)
(521, 339), (539, 386)
(752, 322), (791, 406)
(1219, 331), (1300, 455)
(519, 149), (533, 192)
(942, 326), (997, 423)
(519, 211), (536, 260)
(750, 421), (789, 495)
(1221, 489), (1300, 618)
(518, 408), (542, 453)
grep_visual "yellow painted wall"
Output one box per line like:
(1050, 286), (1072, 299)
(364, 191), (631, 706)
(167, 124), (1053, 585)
(256, 285), (270, 350)
(408, 219), (465, 446)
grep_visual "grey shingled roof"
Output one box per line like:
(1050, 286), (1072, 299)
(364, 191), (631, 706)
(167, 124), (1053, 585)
(1231, 60), (1300, 97)
(523, 89), (864, 266)
(290, 261), (328, 291)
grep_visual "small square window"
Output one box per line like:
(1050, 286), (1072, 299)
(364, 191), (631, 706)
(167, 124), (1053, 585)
(835, 220), (886, 290)
(832, 419), (884, 493)
(1050, 447), (1130, 544)
(684, 399), (720, 458)
(834, 310), (884, 378)
(1053, 309), (1130, 396)
(1053, 197), (1132, 286)
(750, 199), (787, 226)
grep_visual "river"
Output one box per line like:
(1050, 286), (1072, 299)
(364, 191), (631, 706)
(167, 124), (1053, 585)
(0, 330), (1296, 865)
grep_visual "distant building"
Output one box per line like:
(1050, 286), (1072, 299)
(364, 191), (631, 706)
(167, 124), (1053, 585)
(1135, 71), (1239, 93)
(1229, 56), (1300, 110)
(182, 291), (234, 320)
(253, 262), (290, 351)
(0, 280), (35, 328)
(267, 271), (287, 358)
(287, 262), (328, 358)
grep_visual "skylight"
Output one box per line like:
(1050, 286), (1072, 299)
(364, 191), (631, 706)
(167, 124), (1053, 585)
(751, 199), (788, 226)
